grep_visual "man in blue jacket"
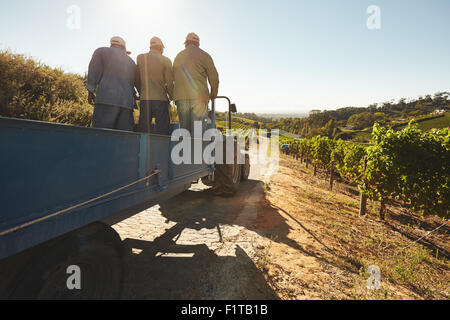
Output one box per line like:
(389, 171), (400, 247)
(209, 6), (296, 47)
(86, 36), (139, 131)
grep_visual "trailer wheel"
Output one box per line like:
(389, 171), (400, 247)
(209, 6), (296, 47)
(0, 223), (123, 300)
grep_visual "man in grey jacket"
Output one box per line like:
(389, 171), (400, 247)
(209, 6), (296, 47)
(86, 36), (139, 131)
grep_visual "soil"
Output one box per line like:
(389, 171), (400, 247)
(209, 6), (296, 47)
(114, 155), (449, 300)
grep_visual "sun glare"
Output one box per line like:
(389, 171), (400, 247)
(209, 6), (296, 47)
(109, 0), (184, 21)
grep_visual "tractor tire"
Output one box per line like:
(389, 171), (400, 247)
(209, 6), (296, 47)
(241, 153), (251, 181)
(0, 223), (123, 300)
(212, 140), (242, 197)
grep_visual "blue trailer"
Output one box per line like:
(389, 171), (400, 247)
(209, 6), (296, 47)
(0, 97), (250, 299)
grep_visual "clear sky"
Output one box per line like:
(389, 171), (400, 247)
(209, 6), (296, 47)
(1, 0), (449, 113)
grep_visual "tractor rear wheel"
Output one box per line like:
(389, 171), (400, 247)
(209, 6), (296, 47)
(241, 154), (251, 181)
(212, 140), (242, 197)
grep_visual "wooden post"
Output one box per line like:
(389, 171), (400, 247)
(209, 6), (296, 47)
(359, 156), (368, 217)
(379, 198), (386, 220)
(306, 146), (310, 168)
(359, 193), (367, 217)
(314, 165), (317, 176)
(329, 162), (334, 191)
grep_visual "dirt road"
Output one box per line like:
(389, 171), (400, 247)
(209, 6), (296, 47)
(114, 155), (449, 300)
(114, 162), (281, 300)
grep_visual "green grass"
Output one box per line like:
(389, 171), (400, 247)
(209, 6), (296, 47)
(279, 136), (295, 145)
(335, 112), (449, 143)
(234, 116), (257, 124)
(351, 131), (372, 143)
(216, 121), (253, 131)
(397, 112), (450, 131)
(278, 130), (302, 139)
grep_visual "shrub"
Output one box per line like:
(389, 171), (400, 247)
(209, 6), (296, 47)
(0, 50), (92, 127)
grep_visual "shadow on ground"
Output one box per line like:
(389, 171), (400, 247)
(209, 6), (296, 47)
(121, 238), (277, 300)
(118, 179), (374, 299)
(158, 180), (315, 256)
(119, 180), (285, 300)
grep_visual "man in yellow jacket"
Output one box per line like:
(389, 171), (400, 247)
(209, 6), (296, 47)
(136, 37), (174, 135)
(173, 33), (219, 135)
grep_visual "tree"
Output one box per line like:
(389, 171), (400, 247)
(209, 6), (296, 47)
(347, 112), (376, 130)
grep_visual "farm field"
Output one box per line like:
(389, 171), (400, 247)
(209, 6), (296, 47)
(397, 112), (450, 131)
(216, 120), (254, 131)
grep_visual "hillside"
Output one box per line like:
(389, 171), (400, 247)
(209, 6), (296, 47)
(216, 115), (263, 131)
(267, 94), (450, 143)
(396, 112), (450, 131)
(262, 155), (449, 299)
(0, 51), (92, 126)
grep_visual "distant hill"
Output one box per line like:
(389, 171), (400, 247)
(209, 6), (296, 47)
(264, 93), (450, 142)
(257, 113), (308, 120)
(395, 112), (450, 131)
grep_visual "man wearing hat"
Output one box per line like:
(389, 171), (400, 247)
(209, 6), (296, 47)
(173, 33), (219, 135)
(86, 36), (138, 131)
(136, 37), (174, 135)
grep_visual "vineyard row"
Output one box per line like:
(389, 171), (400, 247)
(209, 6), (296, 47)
(281, 122), (449, 219)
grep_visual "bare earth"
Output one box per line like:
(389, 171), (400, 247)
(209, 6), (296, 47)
(114, 155), (449, 300)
